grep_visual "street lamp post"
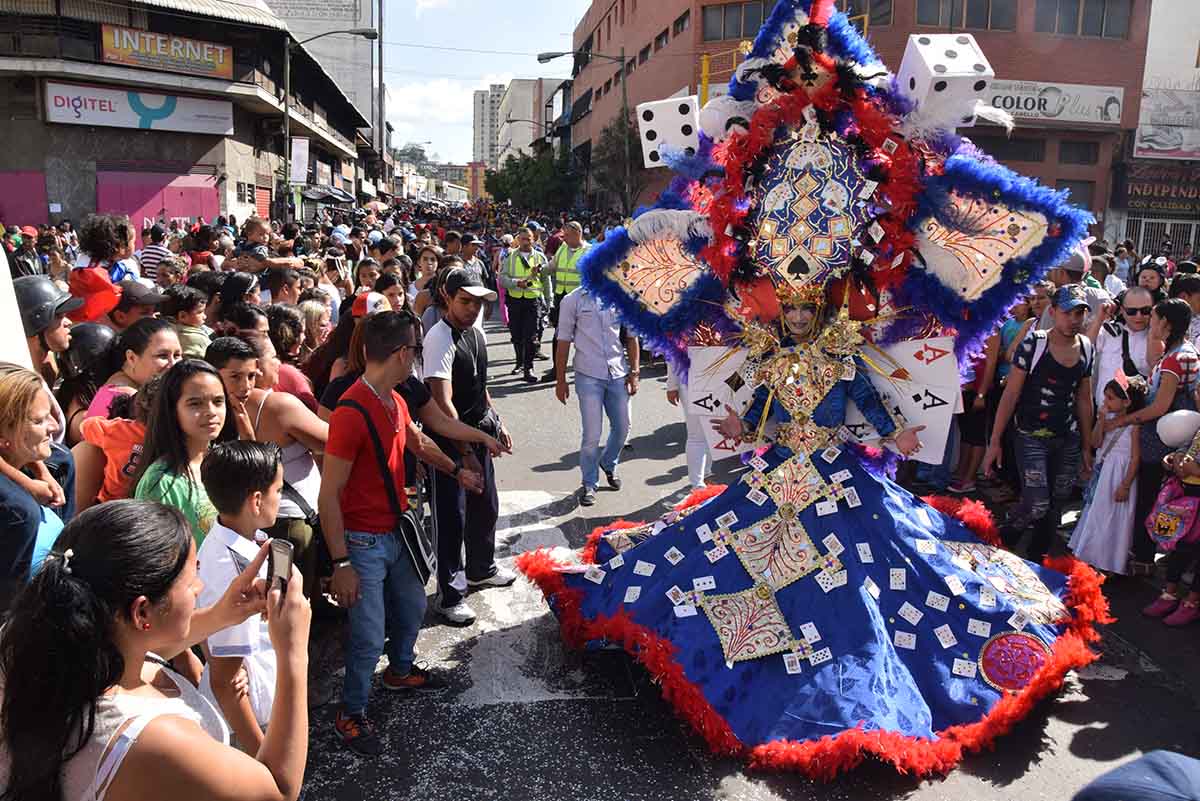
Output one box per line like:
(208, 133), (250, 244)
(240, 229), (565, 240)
(537, 47), (631, 214)
(282, 27), (377, 221)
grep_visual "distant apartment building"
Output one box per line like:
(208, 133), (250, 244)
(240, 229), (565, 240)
(473, 83), (506, 169)
(496, 78), (566, 166)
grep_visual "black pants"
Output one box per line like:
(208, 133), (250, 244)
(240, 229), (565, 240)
(429, 442), (500, 608)
(1133, 459), (1164, 564)
(549, 292), (568, 328)
(506, 296), (539, 372)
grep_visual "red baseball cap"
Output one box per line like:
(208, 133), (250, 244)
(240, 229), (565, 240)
(20, 226), (38, 238)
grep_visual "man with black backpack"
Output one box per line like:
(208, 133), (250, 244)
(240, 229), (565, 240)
(1087, 285), (1155, 409)
(319, 310), (482, 757)
(984, 284), (1096, 562)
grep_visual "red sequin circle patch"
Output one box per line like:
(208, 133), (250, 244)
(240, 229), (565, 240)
(978, 631), (1051, 692)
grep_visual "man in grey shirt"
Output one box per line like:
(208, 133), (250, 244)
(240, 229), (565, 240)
(554, 286), (640, 506)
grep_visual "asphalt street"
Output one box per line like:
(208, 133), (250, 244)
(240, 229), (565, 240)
(303, 319), (1200, 801)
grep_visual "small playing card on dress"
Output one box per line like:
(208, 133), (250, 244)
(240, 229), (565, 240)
(705, 544), (729, 563)
(749, 455), (770, 472)
(822, 534), (845, 556)
(858, 249), (875, 267)
(882, 137), (899, 154)
(894, 630), (917, 650)
(859, 179), (879, 198)
(695, 524), (714, 544)
(979, 587), (997, 608)
(783, 652), (803, 674)
(989, 575), (1009, 592)
(898, 601), (923, 626)
(890, 568), (907, 591)
(693, 575), (717, 592)
(716, 511), (739, 529)
(800, 622), (821, 644)
(584, 566), (606, 584)
(608, 554), (625, 570)
(892, 252), (906, 268)
(674, 604), (697, 618)
(857, 542), (874, 563)
(633, 560), (656, 576)
(665, 585), (686, 605)
(967, 618), (991, 638)
(747, 489), (769, 506)
(832, 570), (848, 588)
(926, 591), (950, 612)
(821, 446), (842, 464)
(816, 500), (838, 517)
(915, 539), (937, 555)
(623, 586), (642, 603)
(945, 575), (966, 597)
(863, 577), (881, 600)
(830, 469), (852, 484)
(951, 555), (972, 571)
(1008, 611), (1029, 631)
(952, 658), (978, 679)
(651, 521), (667, 536)
(842, 360), (857, 381)
(934, 623), (958, 649)
(868, 221), (886, 242)
(815, 570), (838, 593)
(844, 487), (862, 508)
(664, 547), (685, 566)
(809, 647), (832, 666)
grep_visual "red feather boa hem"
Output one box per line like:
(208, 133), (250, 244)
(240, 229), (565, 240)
(516, 492), (1111, 779)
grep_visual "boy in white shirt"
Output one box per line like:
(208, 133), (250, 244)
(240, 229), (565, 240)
(197, 440), (284, 752)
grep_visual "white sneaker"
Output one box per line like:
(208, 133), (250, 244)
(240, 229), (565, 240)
(468, 567), (517, 588)
(436, 601), (476, 626)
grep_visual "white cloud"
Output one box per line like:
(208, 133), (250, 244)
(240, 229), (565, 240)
(386, 72), (514, 162)
(414, 0), (452, 15)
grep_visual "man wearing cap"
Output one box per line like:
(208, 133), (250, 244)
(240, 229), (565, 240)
(554, 282), (639, 506)
(1040, 246), (1110, 330)
(500, 227), (550, 383)
(10, 227), (43, 278)
(984, 284), (1095, 563)
(138, 224), (172, 283)
(97, 280), (166, 332)
(423, 268), (515, 626)
(459, 234), (488, 286)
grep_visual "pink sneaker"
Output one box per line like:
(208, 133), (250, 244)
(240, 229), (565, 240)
(1164, 601), (1200, 627)
(1143, 594), (1180, 618)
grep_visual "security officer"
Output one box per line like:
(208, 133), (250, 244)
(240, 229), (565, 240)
(499, 227), (549, 383)
(547, 221), (590, 327)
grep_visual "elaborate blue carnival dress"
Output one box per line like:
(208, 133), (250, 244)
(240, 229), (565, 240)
(520, 0), (1107, 779)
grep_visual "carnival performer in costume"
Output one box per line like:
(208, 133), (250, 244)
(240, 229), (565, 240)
(519, 0), (1110, 780)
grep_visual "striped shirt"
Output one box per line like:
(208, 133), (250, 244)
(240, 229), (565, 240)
(138, 242), (172, 280)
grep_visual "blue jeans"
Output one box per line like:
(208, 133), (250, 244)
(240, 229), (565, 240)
(341, 530), (427, 716)
(1003, 430), (1082, 562)
(576, 372), (630, 490)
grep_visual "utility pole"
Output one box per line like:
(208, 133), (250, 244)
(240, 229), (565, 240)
(619, 45), (631, 215)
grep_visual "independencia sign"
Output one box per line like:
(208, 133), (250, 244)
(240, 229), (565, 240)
(987, 80), (1124, 126)
(1116, 160), (1200, 219)
(102, 25), (233, 80)
(45, 81), (234, 135)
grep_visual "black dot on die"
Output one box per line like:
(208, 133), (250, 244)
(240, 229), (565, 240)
(934, 64), (948, 74)
(681, 124), (694, 136)
(961, 116), (974, 124)
(646, 129), (657, 141)
(678, 103), (690, 115)
(945, 49), (958, 58)
(973, 63), (986, 73)
(685, 147), (696, 156)
(974, 80), (988, 91)
(649, 151), (660, 162)
(934, 80), (948, 92)
(909, 77), (916, 91)
(642, 110), (654, 122)
(956, 35), (970, 45)
(918, 36), (931, 45)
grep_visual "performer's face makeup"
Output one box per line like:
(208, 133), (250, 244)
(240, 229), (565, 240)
(783, 305), (817, 338)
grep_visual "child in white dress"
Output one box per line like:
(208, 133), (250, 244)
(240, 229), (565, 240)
(1070, 375), (1147, 574)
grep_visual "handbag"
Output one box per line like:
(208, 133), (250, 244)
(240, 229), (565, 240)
(337, 398), (436, 585)
(1145, 476), (1200, 552)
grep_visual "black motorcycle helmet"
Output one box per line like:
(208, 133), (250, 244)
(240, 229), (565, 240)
(59, 322), (116, 382)
(14, 276), (82, 338)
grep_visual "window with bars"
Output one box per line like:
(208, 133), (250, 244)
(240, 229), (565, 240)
(1059, 140), (1100, 165)
(1034, 0), (1130, 38)
(1057, 179), (1095, 210)
(655, 29), (669, 50)
(917, 0), (1015, 29)
(673, 10), (691, 36)
(702, 2), (764, 41)
(639, 44), (650, 63)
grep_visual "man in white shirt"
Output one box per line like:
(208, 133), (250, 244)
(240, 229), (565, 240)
(1086, 286), (1155, 409)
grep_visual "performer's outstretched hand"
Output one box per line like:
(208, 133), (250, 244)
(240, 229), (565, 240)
(895, 426), (926, 457)
(714, 404), (746, 440)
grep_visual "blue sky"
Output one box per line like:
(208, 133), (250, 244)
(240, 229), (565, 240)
(383, 0), (589, 164)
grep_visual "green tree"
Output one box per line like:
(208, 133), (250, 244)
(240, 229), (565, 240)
(589, 111), (650, 215)
(485, 148), (578, 210)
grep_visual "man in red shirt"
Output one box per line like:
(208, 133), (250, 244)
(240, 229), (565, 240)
(319, 310), (482, 757)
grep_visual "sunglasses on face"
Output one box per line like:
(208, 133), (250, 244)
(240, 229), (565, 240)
(1124, 306), (1152, 316)
(394, 343), (422, 357)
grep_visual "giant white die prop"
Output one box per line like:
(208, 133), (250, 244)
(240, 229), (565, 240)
(897, 33), (994, 127)
(636, 96), (700, 169)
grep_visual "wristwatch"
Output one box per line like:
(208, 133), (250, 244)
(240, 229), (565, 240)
(452, 455), (463, 477)
(333, 558), (352, 570)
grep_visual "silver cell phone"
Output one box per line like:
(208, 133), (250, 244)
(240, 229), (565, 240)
(266, 538), (294, 594)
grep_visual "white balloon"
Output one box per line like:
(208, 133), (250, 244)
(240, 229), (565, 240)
(1157, 410), (1200, 449)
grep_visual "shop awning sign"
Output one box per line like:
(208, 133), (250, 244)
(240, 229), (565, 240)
(102, 25), (233, 80)
(987, 80), (1124, 126)
(45, 81), (233, 135)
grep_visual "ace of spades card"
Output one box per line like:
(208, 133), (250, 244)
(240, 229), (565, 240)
(688, 347), (767, 462)
(842, 337), (960, 465)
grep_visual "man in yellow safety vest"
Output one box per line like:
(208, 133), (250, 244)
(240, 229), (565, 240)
(547, 221), (590, 327)
(499, 226), (550, 383)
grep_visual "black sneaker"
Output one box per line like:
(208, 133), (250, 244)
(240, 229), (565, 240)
(381, 663), (450, 694)
(335, 709), (382, 757)
(580, 486), (597, 506)
(603, 469), (622, 490)
(522, 371), (538, 383)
